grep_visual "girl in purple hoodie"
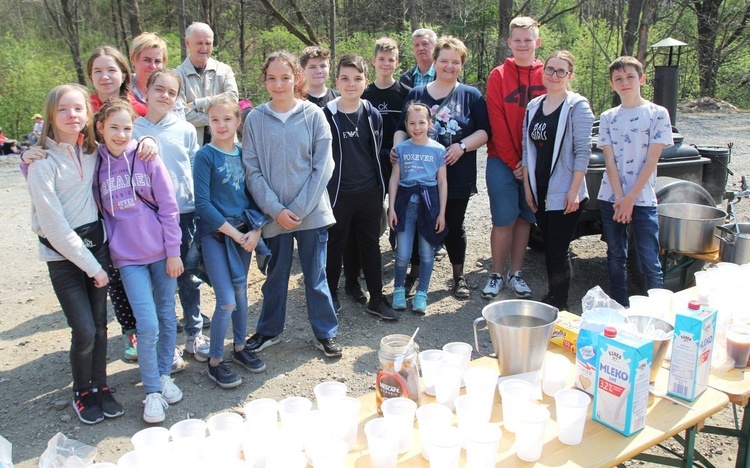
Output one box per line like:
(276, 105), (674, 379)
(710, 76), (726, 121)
(94, 98), (184, 424)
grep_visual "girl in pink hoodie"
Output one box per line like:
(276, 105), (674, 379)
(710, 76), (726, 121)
(94, 98), (183, 424)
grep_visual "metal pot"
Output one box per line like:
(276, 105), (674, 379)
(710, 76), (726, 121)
(658, 203), (727, 253)
(715, 223), (750, 264)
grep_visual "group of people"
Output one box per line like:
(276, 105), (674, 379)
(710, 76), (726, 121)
(19, 15), (673, 426)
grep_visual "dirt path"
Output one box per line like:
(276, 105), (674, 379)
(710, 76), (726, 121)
(0, 112), (748, 466)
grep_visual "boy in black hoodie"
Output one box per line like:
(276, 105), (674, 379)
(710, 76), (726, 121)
(324, 54), (397, 321)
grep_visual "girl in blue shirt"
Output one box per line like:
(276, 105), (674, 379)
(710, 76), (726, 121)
(193, 95), (267, 389)
(388, 102), (447, 313)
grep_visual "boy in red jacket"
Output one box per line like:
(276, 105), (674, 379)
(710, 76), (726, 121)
(484, 17), (546, 300)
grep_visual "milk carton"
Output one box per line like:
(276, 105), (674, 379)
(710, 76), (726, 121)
(576, 308), (629, 394)
(593, 326), (653, 436)
(668, 300), (717, 401)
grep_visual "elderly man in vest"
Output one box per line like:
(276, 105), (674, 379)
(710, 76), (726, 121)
(176, 22), (239, 145)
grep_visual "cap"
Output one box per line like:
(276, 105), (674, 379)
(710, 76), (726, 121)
(32, 114), (43, 120)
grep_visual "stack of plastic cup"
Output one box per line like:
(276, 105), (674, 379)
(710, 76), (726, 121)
(434, 364), (463, 410)
(463, 422), (502, 468)
(424, 426), (461, 468)
(314, 381), (348, 410)
(131, 427), (170, 468)
(416, 403), (453, 461)
(381, 397), (417, 454)
(515, 404), (550, 462)
(364, 418), (400, 468)
(463, 367), (499, 420)
(442, 342), (472, 386)
(554, 389), (591, 445)
(499, 379), (534, 433)
(278, 397), (313, 452)
(418, 349), (447, 396)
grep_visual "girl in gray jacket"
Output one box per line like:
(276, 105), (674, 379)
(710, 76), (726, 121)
(522, 51), (594, 310)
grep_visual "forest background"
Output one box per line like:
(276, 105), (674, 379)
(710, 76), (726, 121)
(0, 0), (748, 139)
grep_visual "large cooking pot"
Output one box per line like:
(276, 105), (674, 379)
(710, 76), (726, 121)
(715, 223), (750, 264)
(658, 203), (727, 253)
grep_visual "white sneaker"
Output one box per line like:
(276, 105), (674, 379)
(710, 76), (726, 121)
(481, 273), (504, 299)
(171, 347), (186, 373)
(507, 271), (532, 298)
(160, 375), (183, 404)
(143, 392), (168, 424)
(186, 334), (210, 362)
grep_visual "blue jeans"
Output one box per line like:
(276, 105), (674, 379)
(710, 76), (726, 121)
(258, 228), (339, 339)
(394, 197), (435, 293)
(600, 201), (663, 306)
(120, 259), (178, 394)
(200, 233), (252, 359)
(178, 212), (203, 337)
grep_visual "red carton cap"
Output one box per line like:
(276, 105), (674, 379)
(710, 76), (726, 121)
(604, 326), (617, 338)
(688, 300), (701, 310)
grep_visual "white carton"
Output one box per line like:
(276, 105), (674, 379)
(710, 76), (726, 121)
(592, 327), (653, 436)
(576, 308), (629, 394)
(668, 300), (717, 401)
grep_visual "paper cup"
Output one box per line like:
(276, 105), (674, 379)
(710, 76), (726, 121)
(554, 389), (591, 445)
(463, 422), (502, 468)
(416, 403), (453, 461)
(515, 404), (549, 462)
(499, 379), (534, 433)
(419, 349), (447, 396)
(364, 418), (400, 468)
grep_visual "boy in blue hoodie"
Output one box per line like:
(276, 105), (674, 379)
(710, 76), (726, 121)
(324, 54), (396, 321)
(133, 70), (209, 364)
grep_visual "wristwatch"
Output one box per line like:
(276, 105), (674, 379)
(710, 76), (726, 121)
(459, 141), (467, 151)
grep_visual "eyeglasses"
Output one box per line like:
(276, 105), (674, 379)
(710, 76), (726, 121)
(544, 67), (572, 78)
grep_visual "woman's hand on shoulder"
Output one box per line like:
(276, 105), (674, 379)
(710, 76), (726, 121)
(276, 209), (301, 230)
(166, 257), (184, 278)
(137, 137), (159, 162)
(21, 147), (48, 165)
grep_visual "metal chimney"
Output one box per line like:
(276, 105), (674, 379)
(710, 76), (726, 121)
(651, 37), (687, 125)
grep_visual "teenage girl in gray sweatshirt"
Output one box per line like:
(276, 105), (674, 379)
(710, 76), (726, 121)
(242, 50), (342, 358)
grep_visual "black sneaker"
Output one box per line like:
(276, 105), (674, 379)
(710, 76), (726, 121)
(345, 282), (368, 304)
(233, 347), (267, 373)
(73, 390), (104, 425)
(367, 296), (399, 321)
(94, 386), (124, 418)
(315, 337), (343, 358)
(333, 297), (342, 314)
(404, 274), (418, 298)
(245, 333), (281, 352)
(208, 362), (242, 389)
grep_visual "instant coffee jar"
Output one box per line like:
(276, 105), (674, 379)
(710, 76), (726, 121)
(376, 334), (421, 414)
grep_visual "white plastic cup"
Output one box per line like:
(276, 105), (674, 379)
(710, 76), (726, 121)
(694, 270), (714, 304)
(324, 396), (361, 451)
(91, 463), (119, 468)
(433, 363), (463, 411)
(240, 425), (277, 468)
(454, 394), (490, 432)
(169, 418), (207, 459)
(131, 427), (170, 467)
(206, 412), (244, 460)
(314, 381), (348, 410)
(515, 404), (550, 462)
(381, 397), (417, 454)
(499, 379), (534, 433)
(364, 418), (400, 468)
(442, 342), (472, 386)
(416, 403), (453, 461)
(542, 354), (572, 397)
(628, 295), (652, 315)
(464, 422), (502, 468)
(463, 367), (498, 420)
(726, 325), (750, 368)
(117, 451), (139, 468)
(278, 396), (313, 452)
(308, 436), (348, 468)
(425, 426), (461, 468)
(647, 288), (674, 321)
(554, 389), (591, 445)
(418, 349), (447, 396)
(243, 398), (278, 432)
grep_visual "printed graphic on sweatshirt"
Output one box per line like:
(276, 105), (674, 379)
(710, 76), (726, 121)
(504, 85), (547, 108)
(217, 156), (245, 190)
(100, 170), (152, 211)
(430, 100), (461, 145)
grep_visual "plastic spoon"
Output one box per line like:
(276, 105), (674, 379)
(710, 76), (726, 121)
(649, 385), (694, 410)
(394, 327), (419, 373)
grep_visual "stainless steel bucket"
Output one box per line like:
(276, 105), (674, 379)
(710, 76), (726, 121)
(472, 300), (558, 376)
(626, 315), (674, 383)
(716, 223), (750, 264)
(657, 203), (727, 253)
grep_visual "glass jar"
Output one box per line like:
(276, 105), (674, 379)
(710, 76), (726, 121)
(376, 334), (421, 414)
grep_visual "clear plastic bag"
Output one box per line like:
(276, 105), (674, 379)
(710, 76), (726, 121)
(38, 433), (96, 468)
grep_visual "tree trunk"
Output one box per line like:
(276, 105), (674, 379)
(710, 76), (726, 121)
(409, 0), (418, 31)
(636, 0), (657, 64)
(127, 0), (141, 37)
(116, 0), (130, 57)
(495, 0), (512, 65)
(330, 0), (336, 58)
(43, 0), (86, 85)
(621, 0), (644, 56)
(239, 0), (246, 95)
(693, 0), (722, 96)
(178, 0), (187, 61)
(110, 0), (126, 52)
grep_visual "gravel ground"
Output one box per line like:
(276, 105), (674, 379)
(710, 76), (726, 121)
(0, 111), (748, 467)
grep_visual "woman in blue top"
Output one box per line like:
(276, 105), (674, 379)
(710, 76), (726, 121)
(394, 36), (490, 299)
(193, 95), (267, 389)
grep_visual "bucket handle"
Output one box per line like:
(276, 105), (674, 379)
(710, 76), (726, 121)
(472, 316), (489, 357)
(715, 225), (738, 245)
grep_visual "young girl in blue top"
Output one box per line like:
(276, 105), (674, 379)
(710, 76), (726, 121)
(194, 95), (267, 389)
(388, 102), (448, 313)
(95, 99), (184, 424)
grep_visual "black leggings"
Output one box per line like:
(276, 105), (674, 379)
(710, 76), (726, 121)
(108, 267), (136, 333)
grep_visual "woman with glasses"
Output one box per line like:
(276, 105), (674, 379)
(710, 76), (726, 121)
(522, 50), (594, 310)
